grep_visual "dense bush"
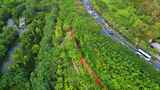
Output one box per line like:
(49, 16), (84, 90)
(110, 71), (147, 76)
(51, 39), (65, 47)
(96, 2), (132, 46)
(91, 0), (160, 54)
(0, 0), (159, 90)
(0, 27), (17, 60)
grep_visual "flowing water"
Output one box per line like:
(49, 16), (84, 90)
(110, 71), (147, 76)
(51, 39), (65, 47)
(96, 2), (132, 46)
(1, 17), (26, 73)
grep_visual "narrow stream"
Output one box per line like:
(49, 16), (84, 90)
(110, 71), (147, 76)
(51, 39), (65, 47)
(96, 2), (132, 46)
(1, 17), (26, 73)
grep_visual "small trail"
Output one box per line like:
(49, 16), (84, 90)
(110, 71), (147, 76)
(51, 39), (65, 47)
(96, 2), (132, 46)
(79, 57), (108, 90)
(72, 60), (80, 73)
(67, 30), (108, 90)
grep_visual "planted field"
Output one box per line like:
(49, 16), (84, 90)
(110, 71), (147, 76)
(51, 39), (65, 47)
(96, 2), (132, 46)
(91, 0), (160, 55)
(0, 0), (160, 90)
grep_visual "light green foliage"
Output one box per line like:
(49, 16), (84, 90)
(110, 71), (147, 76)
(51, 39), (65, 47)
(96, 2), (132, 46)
(91, 0), (160, 52)
(0, 0), (160, 90)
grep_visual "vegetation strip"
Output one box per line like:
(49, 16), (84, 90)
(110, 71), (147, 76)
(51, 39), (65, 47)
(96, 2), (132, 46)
(79, 57), (108, 90)
(0, 0), (160, 90)
(67, 30), (108, 90)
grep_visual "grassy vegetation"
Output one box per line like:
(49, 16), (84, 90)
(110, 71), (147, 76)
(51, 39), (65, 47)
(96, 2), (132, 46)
(0, 0), (160, 90)
(91, 0), (160, 54)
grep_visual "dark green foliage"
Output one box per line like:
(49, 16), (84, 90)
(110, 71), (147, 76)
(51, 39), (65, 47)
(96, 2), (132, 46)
(91, 0), (160, 54)
(0, 27), (17, 60)
(0, 0), (159, 90)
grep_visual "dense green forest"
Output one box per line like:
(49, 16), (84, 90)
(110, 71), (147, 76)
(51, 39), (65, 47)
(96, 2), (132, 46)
(91, 0), (160, 55)
(0, 0), (160, 90)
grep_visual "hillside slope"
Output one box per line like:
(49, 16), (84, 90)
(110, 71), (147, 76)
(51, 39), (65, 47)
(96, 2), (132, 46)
(0, 0), (160, 90)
